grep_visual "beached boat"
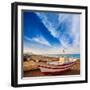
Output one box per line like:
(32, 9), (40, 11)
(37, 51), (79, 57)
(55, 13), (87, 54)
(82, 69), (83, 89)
(38, 58), (77, 75)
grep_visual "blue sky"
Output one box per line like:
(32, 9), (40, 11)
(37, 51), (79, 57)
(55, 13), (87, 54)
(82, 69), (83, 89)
(23, 11), (80, 54)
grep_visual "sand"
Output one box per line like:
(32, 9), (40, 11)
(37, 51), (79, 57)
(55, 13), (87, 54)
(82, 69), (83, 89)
(23, 57), (80, 77)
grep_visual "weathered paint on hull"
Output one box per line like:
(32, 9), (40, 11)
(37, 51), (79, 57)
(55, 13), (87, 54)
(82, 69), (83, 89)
(38, 62), (76, 75)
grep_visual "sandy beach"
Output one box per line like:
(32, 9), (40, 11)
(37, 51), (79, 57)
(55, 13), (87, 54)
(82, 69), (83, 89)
(23, 54), (80, 77)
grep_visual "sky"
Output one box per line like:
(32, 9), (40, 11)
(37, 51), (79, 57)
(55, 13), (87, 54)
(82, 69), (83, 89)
(23, 11), (80, 54)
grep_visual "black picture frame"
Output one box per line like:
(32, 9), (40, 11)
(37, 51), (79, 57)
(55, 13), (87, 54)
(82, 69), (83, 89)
(11, 2), (88, 87)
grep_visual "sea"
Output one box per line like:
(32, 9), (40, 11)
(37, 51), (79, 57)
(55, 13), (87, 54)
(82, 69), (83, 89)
(45, 54), (80, 58)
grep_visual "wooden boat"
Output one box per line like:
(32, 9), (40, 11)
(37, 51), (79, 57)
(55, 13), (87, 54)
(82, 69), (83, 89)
(38, 58), (77, 75)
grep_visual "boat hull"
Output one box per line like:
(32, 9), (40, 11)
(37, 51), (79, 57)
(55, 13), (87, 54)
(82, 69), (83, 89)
(38, 62), (76, 75)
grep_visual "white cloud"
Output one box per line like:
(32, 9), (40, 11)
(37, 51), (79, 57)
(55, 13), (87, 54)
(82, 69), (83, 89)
(24, 13), (80, 54)
(57, 14), (80, 49)
(36, 12), (59, 38)
(32, 36), (51, 47)
(24, 35), (51, 47)
(71, 15), (80, 48)
(24, 36), (32, 41)
(24, 45), (80, 54)
(36, 13), (80, 51)
(24, 36), (80, 54)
